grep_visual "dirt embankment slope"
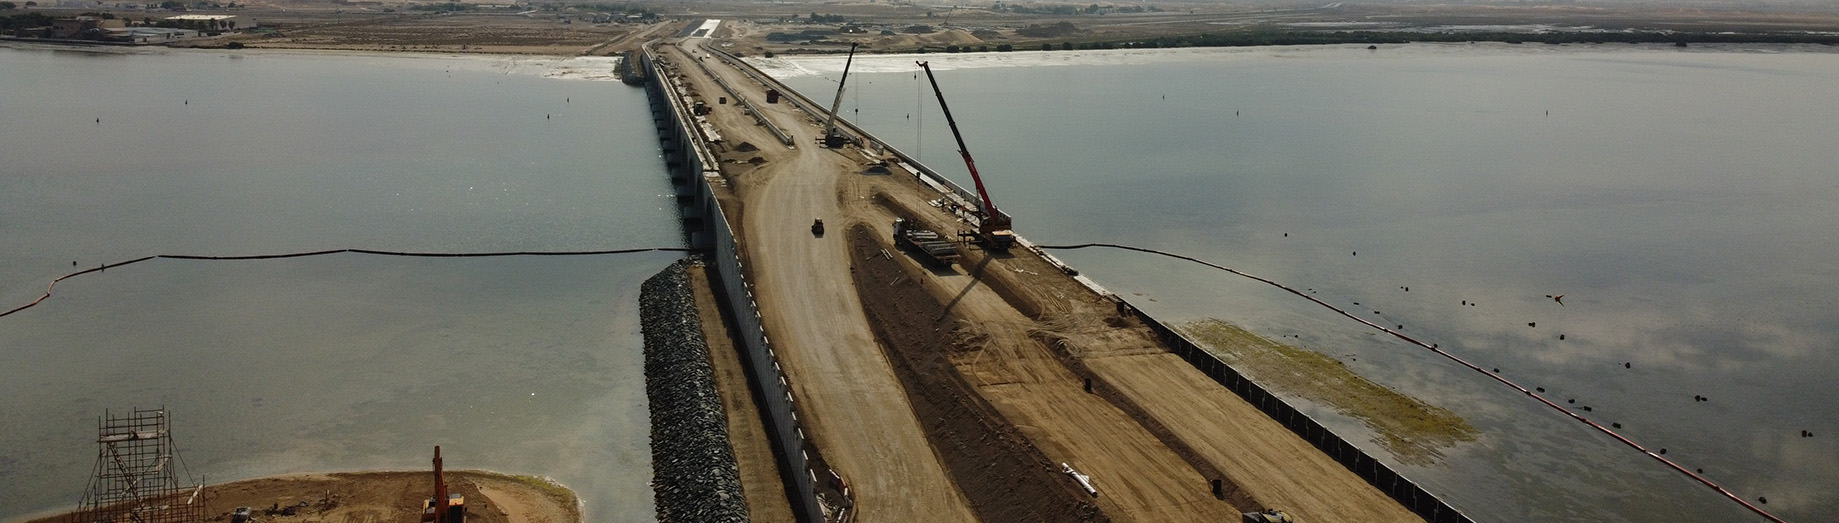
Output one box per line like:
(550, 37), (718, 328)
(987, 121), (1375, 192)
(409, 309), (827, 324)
(688, 264), (796, 523)
(846, 224), (1108, 523)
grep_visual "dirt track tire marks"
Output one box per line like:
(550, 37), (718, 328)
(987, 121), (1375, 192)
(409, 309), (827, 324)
(677, 42), (979, 522)
(847, 225), (1108, 523)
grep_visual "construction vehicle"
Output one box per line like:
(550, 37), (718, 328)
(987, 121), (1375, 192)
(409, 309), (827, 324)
(421, 446), (467, 523)
(916, 61), (1016, 251)
(893, 218), (960, 266)
(819, 43), (860, 149)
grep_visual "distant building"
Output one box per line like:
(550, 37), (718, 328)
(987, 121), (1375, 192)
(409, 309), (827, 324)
(48, 16), (125, 39)
(163, 13), (236, 31)
(163, 13), (235, 22)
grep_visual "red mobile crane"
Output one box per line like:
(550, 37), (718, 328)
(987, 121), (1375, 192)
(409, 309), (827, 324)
(916, 61), (1016, 250)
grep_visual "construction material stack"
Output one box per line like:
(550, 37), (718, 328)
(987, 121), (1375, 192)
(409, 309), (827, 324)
(894, 218), (960, 266)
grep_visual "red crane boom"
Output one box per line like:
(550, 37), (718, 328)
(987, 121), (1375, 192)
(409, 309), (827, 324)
(916, 61), (1014, 249)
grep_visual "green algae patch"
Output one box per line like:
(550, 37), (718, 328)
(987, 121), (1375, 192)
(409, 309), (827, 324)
(1180, 319), (1477, 465)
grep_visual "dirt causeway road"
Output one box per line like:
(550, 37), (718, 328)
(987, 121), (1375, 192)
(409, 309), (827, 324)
(657, 41), (978, 522)
(664, 25), (1419, 523)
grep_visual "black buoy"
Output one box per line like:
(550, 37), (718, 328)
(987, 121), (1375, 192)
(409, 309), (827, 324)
(1536, 387), (1545, 392)
(1625, 362), (1632, 369)
(1529, 322), (1537, 327)
(1559, 334), (1566, 340)
(1284, 233), (1288, 237)
(1582, 406), (1593, 412)
(1569, 399), (1576, 404)
(1612, 422), (1622, 428)
(1493, 368), (1500, 373)
(1658, 448), (1666, 454)
(1697, 468), (1703, 474)
(1759, 497), (1767, 504)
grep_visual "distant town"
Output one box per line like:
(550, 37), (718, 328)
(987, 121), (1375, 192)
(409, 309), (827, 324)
(6, 0), (1839, 55)
(1, 3), (240, 45)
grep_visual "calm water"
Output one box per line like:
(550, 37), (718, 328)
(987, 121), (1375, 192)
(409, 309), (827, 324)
(763, 44), (1839, 521)
(0, 46), (679, 521)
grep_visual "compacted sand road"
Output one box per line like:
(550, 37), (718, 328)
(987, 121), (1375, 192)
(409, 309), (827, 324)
(659, 43), (978, 522)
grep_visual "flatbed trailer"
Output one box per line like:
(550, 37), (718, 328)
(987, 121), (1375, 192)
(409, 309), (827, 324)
(893, 218), (960, 267)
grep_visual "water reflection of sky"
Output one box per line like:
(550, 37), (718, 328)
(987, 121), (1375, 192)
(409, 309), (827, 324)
(771, 45), (1839, 521)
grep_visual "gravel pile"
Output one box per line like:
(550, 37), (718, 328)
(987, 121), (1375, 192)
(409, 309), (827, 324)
(641, 258), (749, 523)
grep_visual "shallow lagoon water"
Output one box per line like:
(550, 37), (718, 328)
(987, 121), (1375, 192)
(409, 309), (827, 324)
(764, 44), (1839, 521)
(0, 47), (677, 521)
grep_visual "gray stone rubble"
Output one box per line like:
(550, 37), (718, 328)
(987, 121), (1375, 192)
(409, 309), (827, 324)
(641, 257), (749, 523)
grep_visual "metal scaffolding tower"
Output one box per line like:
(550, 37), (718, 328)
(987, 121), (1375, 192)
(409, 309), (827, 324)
(75, 407), (204, 523)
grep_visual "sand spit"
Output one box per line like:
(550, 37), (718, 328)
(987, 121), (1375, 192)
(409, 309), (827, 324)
(1181, 319), (1478, 465)
(21, 470), (578, 523)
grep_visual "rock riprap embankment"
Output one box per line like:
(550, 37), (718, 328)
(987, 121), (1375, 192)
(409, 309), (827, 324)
(641, 258), (748, 523)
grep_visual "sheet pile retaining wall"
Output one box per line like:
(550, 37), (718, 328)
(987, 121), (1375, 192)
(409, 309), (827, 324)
(643, 45), (825, 523)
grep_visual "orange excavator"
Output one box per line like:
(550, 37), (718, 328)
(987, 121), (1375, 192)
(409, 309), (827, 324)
(421, 446), (467, 523)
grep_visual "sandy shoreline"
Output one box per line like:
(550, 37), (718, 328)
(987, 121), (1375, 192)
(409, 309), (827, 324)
(15, 470), (579, 523)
